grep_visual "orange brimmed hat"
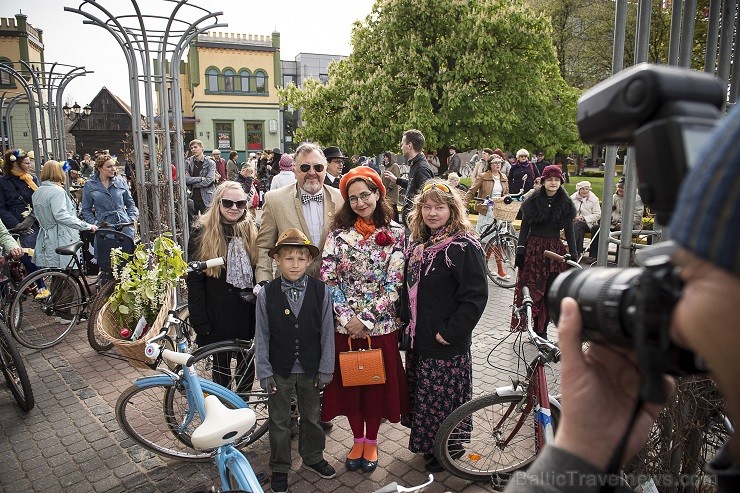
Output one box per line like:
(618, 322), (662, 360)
(268, 228), (320, 258)
(338, 166), (386, 200)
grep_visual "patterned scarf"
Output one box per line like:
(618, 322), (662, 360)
(11, 168), (38, 191)
(225, 238), (254, 290)
(405, 226), (481, 347)
(354, 217), (376, 240)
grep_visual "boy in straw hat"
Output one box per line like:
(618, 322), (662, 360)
(253, 227), (336, 492)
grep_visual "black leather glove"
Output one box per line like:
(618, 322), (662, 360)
(515, 245), (525, 269)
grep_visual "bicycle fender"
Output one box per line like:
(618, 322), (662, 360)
(132, 375), (247, 409)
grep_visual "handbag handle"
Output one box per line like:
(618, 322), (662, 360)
(347, 335), (372, 351)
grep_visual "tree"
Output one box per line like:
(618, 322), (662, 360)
(281, 0), (587, 163)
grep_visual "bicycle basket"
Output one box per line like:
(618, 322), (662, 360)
(96, 287), (173, 369)
(492, 197), (521, 222)
(94, 230), (136, 273)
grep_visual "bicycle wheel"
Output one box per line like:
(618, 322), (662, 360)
(116, 381), (215, 461)
(0, 321), (34, 411)
(185, 341), (269, 447)
(87, 279), (116, 352)
(485, 234), (518, 288)
(10, 270), (84, 349)
(434, 393), (559, 481)
(461, 164), (472, 177)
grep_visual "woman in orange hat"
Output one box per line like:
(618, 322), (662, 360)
(319, 166), (409, 474)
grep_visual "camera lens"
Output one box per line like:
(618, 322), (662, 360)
(546, 267), (642, 346)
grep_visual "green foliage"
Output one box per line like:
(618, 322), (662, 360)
(280, 0), (586, 159)
(109, 233), (187, 327)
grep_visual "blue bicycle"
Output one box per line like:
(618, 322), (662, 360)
(115, 258), (266, 491)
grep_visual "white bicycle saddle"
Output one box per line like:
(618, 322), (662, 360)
(190, 395), (257, 450)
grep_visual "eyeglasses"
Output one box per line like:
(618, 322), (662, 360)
(422, 182), (451, 193)
(299, 163), (325, 173)
(517, 155), (528, 159)
(331, 159), (344, 164)
(348, 191), (375, 205)
(220, 198), (248, 210)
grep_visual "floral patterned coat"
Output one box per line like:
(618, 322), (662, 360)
(320, 223), (405, 336)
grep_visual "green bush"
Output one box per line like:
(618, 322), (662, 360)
(581, 170), (605, 178)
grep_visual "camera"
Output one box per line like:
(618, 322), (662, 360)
(547, 64), (725, 403)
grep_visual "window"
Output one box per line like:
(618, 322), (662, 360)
(224, 69), (235, 92)
(215, 122), (233, 150)
(254, 70), (267, 94)
(207, 68), (218, 92)
(0, 59), (14, 87)
(246, 122), (264, 151)
(240, 70), (251, 92)
(319, 73), (329, 84)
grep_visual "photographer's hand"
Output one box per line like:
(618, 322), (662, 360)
(553, 297), (674, 471)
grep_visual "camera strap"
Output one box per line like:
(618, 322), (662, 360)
(600, 397), (644, 492)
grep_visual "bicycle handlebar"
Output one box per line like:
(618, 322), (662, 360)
(544, 250), (583, 270)
(187, 257), (225, 274)
(372, 474), (434, 493)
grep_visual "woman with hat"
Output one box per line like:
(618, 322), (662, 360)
(269, 153), (297, 191)
(319, 166), (409, 474)
(513, 165), (577, 338)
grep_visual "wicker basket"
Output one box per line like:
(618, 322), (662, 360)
(492, 198), (521, 222)
(96, 287), (173, 369)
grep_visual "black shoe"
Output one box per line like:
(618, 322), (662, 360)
(425, 457), (445, 473)
(320, 420), (333, 431)
(303, 459), (336, 479)
(360, 456), (378, 473)
(345, 456), (362, 472)
(270, 472), (288, 493)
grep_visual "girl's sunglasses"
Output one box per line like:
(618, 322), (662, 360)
(220, 198), (248, 210)
(423, 182), (451, 193)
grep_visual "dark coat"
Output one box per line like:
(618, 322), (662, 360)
(519, 187), (577, 256)
(411, 237), (488, 359)
(186, 225), (256, 346)
(0, 174), (40, 248)
(508, 161), (535, 194)
(397, 153), (434, 225)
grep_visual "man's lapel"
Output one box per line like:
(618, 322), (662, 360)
(292, 186), (311, 235)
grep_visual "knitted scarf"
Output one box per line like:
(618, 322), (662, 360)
(11, 168), (38, 191)
(405, 226), (480, 347)
(354, 217), (376, 240)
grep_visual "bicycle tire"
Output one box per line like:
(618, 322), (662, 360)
(9, 270), (84, 349)
(0, 321), (34, 411)
(87, 279), (116, 352)
(182, 340), (269, 447)
(434, 393), (560, 481)
(485, 234), (518, 288)
(116, 381), (216, 462)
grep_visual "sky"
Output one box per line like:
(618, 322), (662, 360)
(4, 0), (376, 105)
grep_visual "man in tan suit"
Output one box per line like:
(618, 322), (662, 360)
(255, 142), (344, 284)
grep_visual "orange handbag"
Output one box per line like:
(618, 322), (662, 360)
(339, 335), (387, 387)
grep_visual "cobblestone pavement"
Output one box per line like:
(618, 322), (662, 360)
(0, 280), (561, 493)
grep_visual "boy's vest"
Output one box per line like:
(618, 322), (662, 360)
(265, 276), (324, 379)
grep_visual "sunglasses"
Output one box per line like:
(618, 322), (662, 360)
(299, 163), (325, 173)
(423, 182), (451, 193)
(220, 198), (248, 210)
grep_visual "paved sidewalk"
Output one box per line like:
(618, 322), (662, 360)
(0, 280), (560, 493)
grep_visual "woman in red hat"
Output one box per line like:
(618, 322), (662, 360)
(513, 165), (577, 337)
(319, 166), (409, 474)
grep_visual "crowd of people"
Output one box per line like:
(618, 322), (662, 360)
(2, 112), (735, 493)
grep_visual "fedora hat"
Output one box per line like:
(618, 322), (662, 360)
(271, 147), (283, 156)
(323, 146), (347, 160)
(268, 228), (320, 258)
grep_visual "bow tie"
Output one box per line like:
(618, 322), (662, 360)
(301, 193), (323, 204)
(281, 276), (308, 301)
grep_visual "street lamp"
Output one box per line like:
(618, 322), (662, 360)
(62, 101), (92, 121)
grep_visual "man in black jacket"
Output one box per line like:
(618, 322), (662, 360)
(383, 129), (434, 226)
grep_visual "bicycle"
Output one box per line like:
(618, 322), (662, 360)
(0, 317), (34, 411)
(7, 223), (135, 350)
(475, 187), (526, 288)
(0, 249), (32, 327)
(115, 257), (268, 462)
(433, 285), (562, 484)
